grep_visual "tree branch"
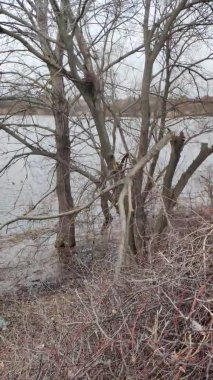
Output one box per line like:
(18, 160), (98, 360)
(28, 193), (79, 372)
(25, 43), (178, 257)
(0, 133), (172, 232)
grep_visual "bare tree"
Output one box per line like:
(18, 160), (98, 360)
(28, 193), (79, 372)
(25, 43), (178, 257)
(0, 0), (143, 247)
(1, 0), (213, 262)
(128, 0), (213, 255)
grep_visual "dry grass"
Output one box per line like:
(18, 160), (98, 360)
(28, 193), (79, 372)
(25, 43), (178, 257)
(0, 215), (212, 380)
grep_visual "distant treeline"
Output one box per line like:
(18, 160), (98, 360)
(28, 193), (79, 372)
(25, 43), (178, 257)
(1, 95), (213, 117)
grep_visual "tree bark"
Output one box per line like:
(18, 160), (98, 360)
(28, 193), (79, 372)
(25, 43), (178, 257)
(52, 75), (76, 248)
(35, 1), (76, 249)
(133, 57), (153, 255)
(154, 142), (213, 235)
(100, 194), (113, 233)
(124, 194), (137, 255)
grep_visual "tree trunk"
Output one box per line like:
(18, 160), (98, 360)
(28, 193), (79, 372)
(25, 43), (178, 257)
(132, 57), (153, 255)
(131, 173), (147, 255)
(124, 194), (137, 255)
(52, 75), (76, 248)
(35, 3), (76, 249)
(100, 193), (113, 233)
(154, 142), (213, 236)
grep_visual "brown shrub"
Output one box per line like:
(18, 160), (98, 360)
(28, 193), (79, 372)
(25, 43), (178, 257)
(0, 220), (212, 380)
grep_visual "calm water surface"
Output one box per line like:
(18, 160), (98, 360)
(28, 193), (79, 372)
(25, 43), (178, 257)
(0, 115), (213, 294)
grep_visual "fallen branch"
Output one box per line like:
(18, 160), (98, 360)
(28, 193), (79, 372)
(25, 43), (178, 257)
(115, 132), (172, 279)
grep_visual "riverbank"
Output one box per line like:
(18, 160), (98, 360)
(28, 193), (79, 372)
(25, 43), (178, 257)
(0, 218), (212, 379)
(1, 96), (213, 118)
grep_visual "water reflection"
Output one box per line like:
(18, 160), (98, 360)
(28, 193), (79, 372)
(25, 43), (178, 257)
(1, 115), (213, 295)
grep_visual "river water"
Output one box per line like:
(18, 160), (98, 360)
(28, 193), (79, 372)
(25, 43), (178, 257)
(0, 115), (213, 295)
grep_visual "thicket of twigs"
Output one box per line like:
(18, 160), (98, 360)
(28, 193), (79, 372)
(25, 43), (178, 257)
(0, 210), (212, 380)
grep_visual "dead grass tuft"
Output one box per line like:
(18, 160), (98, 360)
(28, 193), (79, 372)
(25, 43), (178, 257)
(0, 219), (212, 379)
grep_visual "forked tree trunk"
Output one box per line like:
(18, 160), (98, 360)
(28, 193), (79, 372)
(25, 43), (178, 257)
(52, 75), (76, 248)
(154, 132), (185, 236)
(155, 142), (213, 236)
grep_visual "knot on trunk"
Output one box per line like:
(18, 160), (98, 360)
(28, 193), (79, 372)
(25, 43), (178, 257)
(82, 70), (97, 96)
(171, 131), (185, 154)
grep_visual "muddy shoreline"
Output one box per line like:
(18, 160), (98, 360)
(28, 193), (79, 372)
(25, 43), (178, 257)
(0, 227), (118, 299)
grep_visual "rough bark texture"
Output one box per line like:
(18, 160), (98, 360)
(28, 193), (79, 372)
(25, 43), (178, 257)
(133, 58), (153, 255)
(53, 75), (76, 248)
(100, 194), (113, 233)
(36, 1), (76, 249)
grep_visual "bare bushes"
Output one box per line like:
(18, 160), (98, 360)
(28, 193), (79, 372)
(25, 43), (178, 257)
(0, 215), (212, 380)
